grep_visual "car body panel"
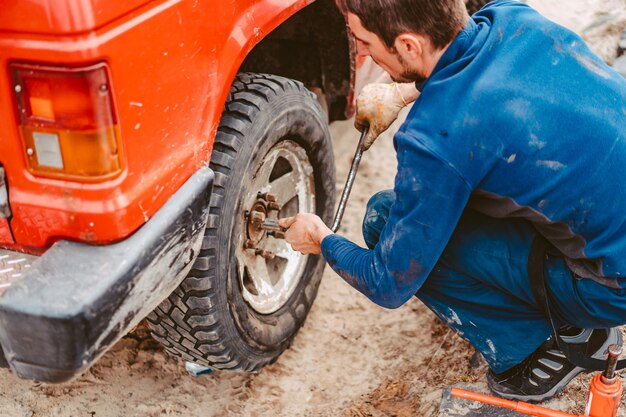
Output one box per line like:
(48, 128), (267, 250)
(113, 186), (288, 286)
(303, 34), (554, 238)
(0, 0), (316, 249)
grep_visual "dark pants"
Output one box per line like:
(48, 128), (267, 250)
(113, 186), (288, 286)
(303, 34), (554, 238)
(363, 190), (626, 373)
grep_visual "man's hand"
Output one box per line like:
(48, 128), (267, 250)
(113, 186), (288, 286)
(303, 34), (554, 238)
(279, 213), (333, 255)
(355, 82), (418, 150)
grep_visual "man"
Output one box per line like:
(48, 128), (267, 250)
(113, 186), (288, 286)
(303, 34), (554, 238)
(280, 0), (626, 402)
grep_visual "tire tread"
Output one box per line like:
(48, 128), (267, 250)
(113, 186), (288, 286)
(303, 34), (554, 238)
(147, 73), (329, 372)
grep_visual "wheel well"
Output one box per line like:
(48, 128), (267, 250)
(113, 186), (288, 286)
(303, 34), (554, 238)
(239, 0), (352, 121)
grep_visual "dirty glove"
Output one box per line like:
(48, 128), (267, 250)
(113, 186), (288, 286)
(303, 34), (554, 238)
(355, 83), (409, 150)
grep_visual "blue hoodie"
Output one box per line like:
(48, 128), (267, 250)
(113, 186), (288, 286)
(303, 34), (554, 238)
(321, 0), (626, 308)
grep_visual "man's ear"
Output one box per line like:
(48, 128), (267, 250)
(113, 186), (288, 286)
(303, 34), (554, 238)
(394, 33), (424, 60)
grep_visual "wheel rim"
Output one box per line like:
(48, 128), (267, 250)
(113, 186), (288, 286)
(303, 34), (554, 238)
(235, 140), (315, 314)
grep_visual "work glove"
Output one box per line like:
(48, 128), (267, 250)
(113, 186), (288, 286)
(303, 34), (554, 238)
(355, 83), (409, 150)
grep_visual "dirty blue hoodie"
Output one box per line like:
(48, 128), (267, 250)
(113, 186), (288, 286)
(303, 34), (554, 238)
(321, 0), (626, 308)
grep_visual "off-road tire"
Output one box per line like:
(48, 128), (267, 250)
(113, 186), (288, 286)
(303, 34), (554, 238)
(147, 73), (335, 371)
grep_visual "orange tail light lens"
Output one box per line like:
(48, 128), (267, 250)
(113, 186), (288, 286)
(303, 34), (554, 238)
(11, 62), (123, 181)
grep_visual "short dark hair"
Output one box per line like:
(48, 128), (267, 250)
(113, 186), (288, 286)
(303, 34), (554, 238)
(336, 0), (468, 49)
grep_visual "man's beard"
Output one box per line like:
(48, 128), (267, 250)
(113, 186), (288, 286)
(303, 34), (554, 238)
(390, 69), (427, 84)
(391, 49), (427, 84)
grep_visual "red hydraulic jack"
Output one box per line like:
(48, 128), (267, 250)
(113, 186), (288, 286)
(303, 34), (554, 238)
(451, 344), (623, 417)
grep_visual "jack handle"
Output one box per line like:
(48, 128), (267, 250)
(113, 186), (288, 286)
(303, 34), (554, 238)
(451, 388), (585, 417)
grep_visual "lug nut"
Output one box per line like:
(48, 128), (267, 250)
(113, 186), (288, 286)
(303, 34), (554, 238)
(258, 192), (277, 202)
(267, 202), (282, 211)
(250, 211), (265, 221)
(255, 249), (275, 260)
(250, 210), (265, 227)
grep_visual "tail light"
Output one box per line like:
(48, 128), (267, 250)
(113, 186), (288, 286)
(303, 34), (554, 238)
(11, 62), (123, 181)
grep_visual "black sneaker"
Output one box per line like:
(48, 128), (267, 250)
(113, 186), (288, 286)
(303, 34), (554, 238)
(487, 327), (623, 403)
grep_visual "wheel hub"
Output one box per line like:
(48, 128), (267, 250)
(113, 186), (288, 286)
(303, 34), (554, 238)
(235, 140), (315, 314)
(246, 201), (269, 244)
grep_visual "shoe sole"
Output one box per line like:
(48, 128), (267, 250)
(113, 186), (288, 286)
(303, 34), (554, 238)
(488, 327), (623, 403)
(487, 365), (585, 403)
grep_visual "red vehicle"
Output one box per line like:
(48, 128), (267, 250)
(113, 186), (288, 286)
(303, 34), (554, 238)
(0, 0), (491, 383)
(0, 0), (352, 382)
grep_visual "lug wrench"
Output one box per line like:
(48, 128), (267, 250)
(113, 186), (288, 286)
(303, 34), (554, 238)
(330, 125), (369, 233)
(261, 125), (369, 235)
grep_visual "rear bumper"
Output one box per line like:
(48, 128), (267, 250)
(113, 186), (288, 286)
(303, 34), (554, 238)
(0, 166), (214, 382)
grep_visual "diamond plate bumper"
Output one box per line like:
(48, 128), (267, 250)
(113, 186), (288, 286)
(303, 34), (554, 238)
(0, 167), (213, 382)
(0, 250), (36, 368)
(0, 250), (37, 295)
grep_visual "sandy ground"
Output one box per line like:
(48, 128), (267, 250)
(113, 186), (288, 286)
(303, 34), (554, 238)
(1, 1), (625, 416)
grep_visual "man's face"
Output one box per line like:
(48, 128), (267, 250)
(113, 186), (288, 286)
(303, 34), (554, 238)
(347, 13), (426, 83)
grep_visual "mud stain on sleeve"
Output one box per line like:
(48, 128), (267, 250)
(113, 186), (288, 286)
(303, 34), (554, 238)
(536, 160), (566, 170)
(574, 53), (612, 79)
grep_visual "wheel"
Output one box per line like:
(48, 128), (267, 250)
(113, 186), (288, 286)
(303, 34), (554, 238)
(147, 73), (336, 371)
